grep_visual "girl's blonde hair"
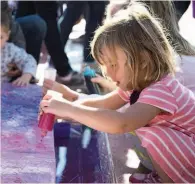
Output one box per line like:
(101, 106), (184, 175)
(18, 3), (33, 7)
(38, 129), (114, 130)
(142, 0), (195, 56)
(91, 4), (176, 91)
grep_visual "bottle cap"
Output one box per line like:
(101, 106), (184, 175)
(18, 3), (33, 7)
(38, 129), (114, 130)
(83, 66), (96, 77)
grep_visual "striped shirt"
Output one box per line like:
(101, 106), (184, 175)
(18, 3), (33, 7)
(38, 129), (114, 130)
(137, 75), (195, 135)
(118, 75), (195, 183)
(118, 75), (195, 135)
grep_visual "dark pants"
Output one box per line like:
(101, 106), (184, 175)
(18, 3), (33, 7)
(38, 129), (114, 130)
(16, 1), (72, 76)
(60, 1), (106, 63)
(16, 15), (46, 63)
(173, 1), (191, 21)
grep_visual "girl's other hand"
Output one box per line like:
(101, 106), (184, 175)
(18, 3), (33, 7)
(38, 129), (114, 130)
(43, 79), (78, 101)
(91, 74), (117, 92)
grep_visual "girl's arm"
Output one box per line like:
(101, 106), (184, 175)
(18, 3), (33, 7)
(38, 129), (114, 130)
(43, 80), (127, 110)
(41, 97), (161, 134)
(43, 79), (81, 101)
(76, 90), (127, 110)
(66, 102), (160, 133)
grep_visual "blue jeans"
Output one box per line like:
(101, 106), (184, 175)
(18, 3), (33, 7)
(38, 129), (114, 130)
(16, 15), (46, 63)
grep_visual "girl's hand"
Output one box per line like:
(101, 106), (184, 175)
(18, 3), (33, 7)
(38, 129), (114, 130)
(43, 79), (63, 95)
(91, 74), (117, 92)
(40, 94), (71, 118)
(43, 79), (78, 101)
(12, 73), (32, 86)
(38, 103), (73, 122)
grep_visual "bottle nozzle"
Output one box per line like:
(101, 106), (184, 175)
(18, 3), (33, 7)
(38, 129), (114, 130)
(41, 129), (47, 139)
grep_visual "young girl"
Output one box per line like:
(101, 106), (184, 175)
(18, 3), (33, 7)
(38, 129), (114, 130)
(1, 8), (37, 86)
(40, 5), (195, 183)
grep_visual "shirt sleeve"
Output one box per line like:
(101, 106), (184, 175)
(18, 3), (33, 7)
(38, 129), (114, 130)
(117, 88), (132, 102)
(10, 43), (37, 77)
(137, 84), (178, 115)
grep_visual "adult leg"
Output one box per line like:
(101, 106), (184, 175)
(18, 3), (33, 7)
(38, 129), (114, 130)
(60, 1), (86, 48)
(173, 1), (191, 21)
(34, 1), (73, 77)
(15, 1), (36, 18)
(16, 15), (46, 63)
(84, 1), (106, 63)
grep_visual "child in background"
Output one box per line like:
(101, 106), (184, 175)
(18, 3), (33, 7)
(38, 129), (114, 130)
(1, 8), (37, 86)
(40, 4), (195, 183)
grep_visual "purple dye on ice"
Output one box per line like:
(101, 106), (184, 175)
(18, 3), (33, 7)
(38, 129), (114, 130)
(1, 83), (55, 183)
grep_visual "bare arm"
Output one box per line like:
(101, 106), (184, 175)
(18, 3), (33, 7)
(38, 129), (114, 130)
(43, 79), (80, 101)
(65, 102), (160, 133)
(43, 79), (126, 110)
(41, 98), (160, 134)
(77, 90), (127, 110)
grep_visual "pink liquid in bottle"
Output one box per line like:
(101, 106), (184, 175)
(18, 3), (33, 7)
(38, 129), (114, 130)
(38, 90), (62, 139)
(38, 113), (55, 138)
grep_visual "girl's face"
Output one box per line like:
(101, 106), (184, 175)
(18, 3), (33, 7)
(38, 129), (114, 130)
(100, 47), (131, 91)
(0, 25), (9, 49)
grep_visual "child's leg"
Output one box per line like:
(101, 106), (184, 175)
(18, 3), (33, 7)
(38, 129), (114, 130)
(148, 153), (173, 183)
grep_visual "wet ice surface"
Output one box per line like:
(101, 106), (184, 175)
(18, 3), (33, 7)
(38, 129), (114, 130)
(1, 83), (55, 183)
(1, 83), (114, 183)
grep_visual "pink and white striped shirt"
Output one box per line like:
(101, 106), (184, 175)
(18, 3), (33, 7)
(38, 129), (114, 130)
(118, 75), (195, 135)
(137, 75), (195, 136)
(118, 75), (195, 183)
